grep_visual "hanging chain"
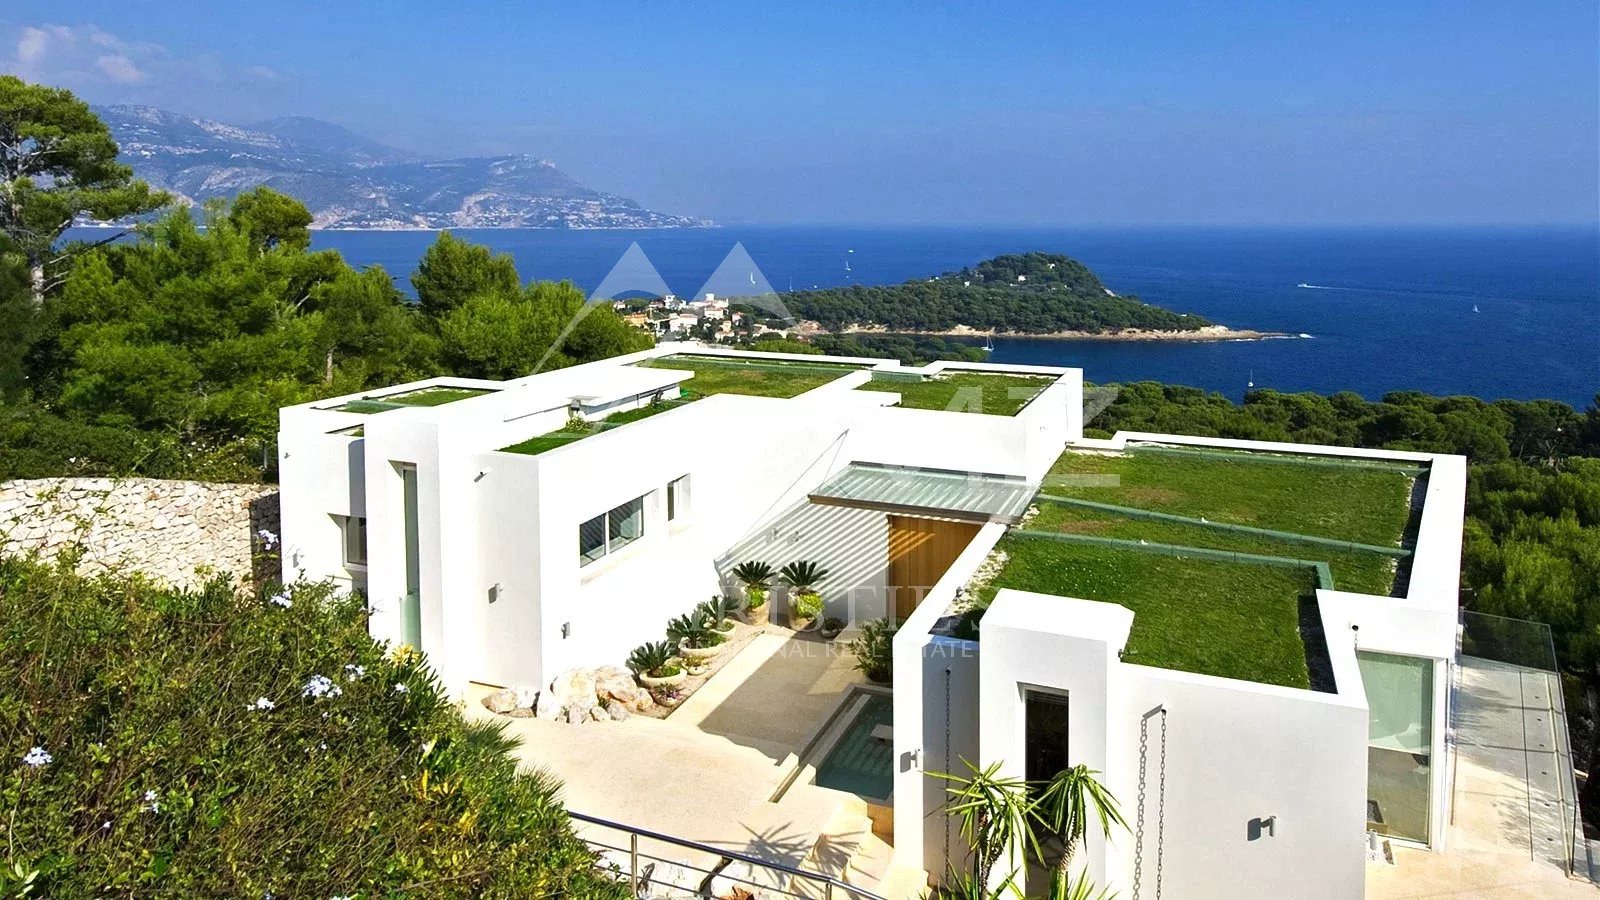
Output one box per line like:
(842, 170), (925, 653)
(1133, 714), (1149, 900)
(943, 666), (952, 870)
(1155, 709), (1167, 900)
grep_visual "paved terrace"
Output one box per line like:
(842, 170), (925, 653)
(1368, 656), (1597, 898)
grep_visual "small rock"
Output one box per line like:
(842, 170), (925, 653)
(505, 706), (535, 718)
(535, 691), (562, 720)
(593, 665), (637, 700)
(482, 689), (519, 714)
(565, 706), (586, 725)
(549, 668), (597, 708)
(513, 685), (539, 708)
(589, 705), (609, 722)
(605, 700), (629, 721)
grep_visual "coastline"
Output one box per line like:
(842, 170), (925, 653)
(803, 323), (1298, 342)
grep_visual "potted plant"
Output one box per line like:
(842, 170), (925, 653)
(627, 640), (686, 689)
(848, 618), (898, 684)
(818, 617), (846, 640)
(697, 596), (739, 640)
(731, 560), (776, 627)
(780, 560), (828, 631)
(668, 611), (725, 664)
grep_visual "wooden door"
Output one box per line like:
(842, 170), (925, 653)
(887, 515), (981, 620)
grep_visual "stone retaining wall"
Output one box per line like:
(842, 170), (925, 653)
(0, 478), (280, 590)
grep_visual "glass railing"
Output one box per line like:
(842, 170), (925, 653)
(1459, 609), (1557, 671)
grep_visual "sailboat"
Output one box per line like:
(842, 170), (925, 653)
(1247, 369), (1255, 390)
(982, 336), (995, 353)
(844, 250), (853, 273)
(1472, 304), (1480, 313)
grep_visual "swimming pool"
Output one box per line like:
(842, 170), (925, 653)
(813, 692), (894, 801)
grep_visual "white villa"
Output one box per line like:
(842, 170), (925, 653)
(277, 346), (1583, 899)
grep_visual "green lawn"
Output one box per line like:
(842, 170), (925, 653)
(1044, 449), (1415, 546)
(333, 386), (494, 414)
(500, 401), (687, 456)
(637, 355), (860, 398)
(855, 371), (1051, 416)
(980, 535), (1315, 689)
(1023, 502), (1399, 597)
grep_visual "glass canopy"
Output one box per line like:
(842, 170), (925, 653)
(807, 462), (1037, 523)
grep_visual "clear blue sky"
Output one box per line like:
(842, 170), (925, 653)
(7, 1), (1598, 226)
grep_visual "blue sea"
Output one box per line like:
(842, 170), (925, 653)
(312, 225), (1598, 408)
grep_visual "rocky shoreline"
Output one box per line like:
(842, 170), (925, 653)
(800, 322), (1297, 342)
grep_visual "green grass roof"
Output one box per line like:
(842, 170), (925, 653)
(962, 446), (1423, 689)
(979, 536), (1315, 689)
(331, 386), (494, 414)
(636, 355), (861, 398)
(855, 371), (1051, 416)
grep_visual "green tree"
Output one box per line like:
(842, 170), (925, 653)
(411, 230), (521, 317)
(308, 265), (437, 388)
(439, 281), (651, 380)
(228, 185), (314, 253)
(0, 76), (167, 305)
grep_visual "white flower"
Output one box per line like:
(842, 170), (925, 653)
(257, 529), (279, 549)
(392, 683), (408, 694)
(268, 591), (293, 609)
(343, 663), (365, 679)
(142, 789), (161, 813)
(302, 675), (342, 699)
(250, 697), (276, 711)
(22, 746), (51, 768)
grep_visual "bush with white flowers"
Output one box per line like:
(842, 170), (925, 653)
(0, 555), (624, 898)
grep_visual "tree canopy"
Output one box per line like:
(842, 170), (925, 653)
(0, 75), (167, 304)
(778, 253), (1210, 334)
(411, 230), (521, 317)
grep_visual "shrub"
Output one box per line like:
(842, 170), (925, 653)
(790, 590), (825, 621)
(731, 561), (775, 610)
(627, 640), (681, 679)
(850, 618), (899, 683)
(0, 555), (625, 898)
(666, 610), (722, 649)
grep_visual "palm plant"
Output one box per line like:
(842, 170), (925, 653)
(626, 640), (680, 679)
(927, 760), (1124, 900)
(930, 759), (1036, 896)
(1033, 764), (1126, 893)
(695, 596), (739, 633)
(778, 560), (827, 593)
(666, 611), (719, 649)
(731, 560), (775, 610)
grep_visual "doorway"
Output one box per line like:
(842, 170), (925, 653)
(886, 515), (981, 620)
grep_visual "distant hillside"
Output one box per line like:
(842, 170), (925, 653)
(97, 105), (708, 230)
(782, 253), (1224, 337)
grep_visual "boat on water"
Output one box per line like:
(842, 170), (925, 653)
(1472, 304), (1480, 313)
(982, 336), (994, 352)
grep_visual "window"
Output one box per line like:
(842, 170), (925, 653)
(1359, 651), (1434, 844)
(580, 494), (648, 567)
(667, 475), (691, 522)
(340, 515), (368, 567)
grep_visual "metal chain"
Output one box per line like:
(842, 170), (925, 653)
(1133, 715), (1149, 900)
(1156, 710), (1167, 900)
(943, 666), (952, 869)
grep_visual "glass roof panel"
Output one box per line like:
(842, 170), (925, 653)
(808, 462), (1036, 523)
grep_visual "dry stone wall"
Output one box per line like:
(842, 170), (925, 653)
(0, 478), (280, 590)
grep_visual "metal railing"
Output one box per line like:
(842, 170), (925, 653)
(571, 811), (890, 900)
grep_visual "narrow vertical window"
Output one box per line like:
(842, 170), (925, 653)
(667, 474), (690, 521)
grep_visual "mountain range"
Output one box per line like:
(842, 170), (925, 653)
(96, 105), (708, 230)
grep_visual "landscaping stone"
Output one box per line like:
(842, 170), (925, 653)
(548, 668), (596, 707)
(588, 705), (608, 722)
(512, 685), (539, 708)
(481, 688), (519, 714)
(593, 665), (636, 700)
(535, 690), (563, 720)
(565, 706), (587, 725)
(504, 706), (535, 718)
(604, 699), (629, 721)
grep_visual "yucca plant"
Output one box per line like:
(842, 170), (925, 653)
(626, 640), (681, 679)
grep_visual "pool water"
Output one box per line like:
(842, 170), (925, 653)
(814, 693), (894, 800)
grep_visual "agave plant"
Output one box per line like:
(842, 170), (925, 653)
(626, 640), (680, 679)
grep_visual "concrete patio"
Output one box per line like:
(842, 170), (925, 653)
(464, 629), (922, 895)
(1367, 656), (1597, 898)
